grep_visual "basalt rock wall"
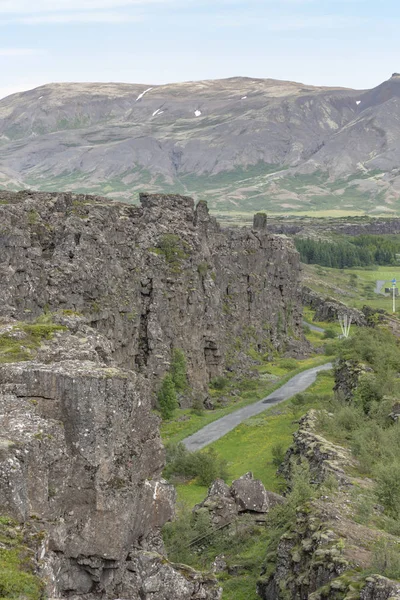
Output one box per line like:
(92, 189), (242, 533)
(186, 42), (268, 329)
(0, 190), (305, 399)
(0, 189), (304, 599)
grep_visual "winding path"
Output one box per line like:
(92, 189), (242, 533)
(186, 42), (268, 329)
(302, 320), (325, 333)
(183, 363), (332, 452)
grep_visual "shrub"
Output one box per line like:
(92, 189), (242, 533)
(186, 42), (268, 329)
(323, 328), (336, 339)
(291, 393), (307, 408)
(191, 397), (204, 416)
(162, 503), (213, 564)
(210, 376), (229, 391)
(371, 538), (400, 579)
(355, 372), (383, 413)
(157, 374), (178, 420)
(279, 358), (298, 371)
(374, 461), (400, 518)
(324, 342), (338, 356)
(195, 448), (229, 486)
(271, 442), (286, 468)
(164, 443), (228, 486)
(156, 234), (189, 272)
(170, 348), (188, 393)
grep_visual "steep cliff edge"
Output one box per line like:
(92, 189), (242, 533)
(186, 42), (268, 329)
(0, 190), (304, 398)
(0, 191), (304, 598)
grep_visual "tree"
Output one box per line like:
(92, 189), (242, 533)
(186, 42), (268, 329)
(157, 374), (178, 420)
(170, 348), (188, 393)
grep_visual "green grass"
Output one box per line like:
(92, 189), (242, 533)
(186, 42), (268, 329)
(0, 517), (43, 600)
(303, 263), (400, 314)
(174, 369), (334, 507)
(161, 355), (331, 447)
(0, 319), (66, 363)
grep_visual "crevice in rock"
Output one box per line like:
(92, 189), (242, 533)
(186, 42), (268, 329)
(135, 278), (153, 371)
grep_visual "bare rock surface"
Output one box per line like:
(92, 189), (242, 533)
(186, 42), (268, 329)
(0, 190), (305, 397)
(195, 473), (284, 527)
(302, 286), (367, 327)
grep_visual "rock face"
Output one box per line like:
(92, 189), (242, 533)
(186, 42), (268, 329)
(0, 190), (305, 598)
(302, 286), (367, 327)
(0, 319), (222, 598)
(0, 190), (304, 398)
(195, 473), (284, 527)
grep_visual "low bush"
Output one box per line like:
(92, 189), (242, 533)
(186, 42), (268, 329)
(323, 328), (336, 339)
(210, 376), (229, 391)
(271, 442), (286, 468)
(371, 538), (400, 580)
(170, 348), (188, 393)
(164, 443), (229, 486)
(279, 358), (298, 371)
(374, 461), (400, 518)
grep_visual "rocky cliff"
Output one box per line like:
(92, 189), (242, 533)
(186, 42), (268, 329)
(0, 190), (304, 399)
(0, 190), (304, 598)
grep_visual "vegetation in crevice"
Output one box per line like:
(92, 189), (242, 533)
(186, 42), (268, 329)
(0, 314), (67, 364)
(0, 516), (43, 600)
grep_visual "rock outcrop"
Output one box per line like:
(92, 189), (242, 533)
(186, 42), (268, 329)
(333, 358), (372, 401)
(195, 473), (284, 527)
(258, 410), (400, 600)
(302, 287), (367, 327)
(0, 190), (305, 400)
(278, 410), (356, 486)
(0, 318), (222, 598)
(0, 191), (305, 598)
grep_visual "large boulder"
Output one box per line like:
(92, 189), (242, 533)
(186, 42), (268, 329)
(195, 473), (284, 525)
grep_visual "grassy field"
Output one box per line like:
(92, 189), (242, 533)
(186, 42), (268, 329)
(173, 370), (334, 507)
(161, 355), (330, 448)
(303, 263), (400, 314)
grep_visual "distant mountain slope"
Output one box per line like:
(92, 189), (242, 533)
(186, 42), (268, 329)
(1, 75), (400, 216)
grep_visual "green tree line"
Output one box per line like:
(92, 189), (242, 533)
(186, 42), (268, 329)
(295, 234), (400, 268)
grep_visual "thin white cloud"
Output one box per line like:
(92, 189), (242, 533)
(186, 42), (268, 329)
(15, 11), (143, 24)
(0, 0), (174, 13)
(188, 13), (366, 30)
(0, 47), (43, 56)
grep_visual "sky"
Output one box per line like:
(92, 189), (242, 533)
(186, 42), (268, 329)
(0, 0), (399, 99)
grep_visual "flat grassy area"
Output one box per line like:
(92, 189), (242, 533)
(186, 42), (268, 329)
(171, 369), (335, 600)
(303, 263), (400, 314)
(161, 355), (331, 447)
(174, 369), (334, 507)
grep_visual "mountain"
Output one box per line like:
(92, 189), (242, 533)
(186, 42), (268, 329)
(1, 75), (400, 217)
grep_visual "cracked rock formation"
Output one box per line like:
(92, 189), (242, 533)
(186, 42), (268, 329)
(0, 190), (305, 399)
(0, 190), (304, 598)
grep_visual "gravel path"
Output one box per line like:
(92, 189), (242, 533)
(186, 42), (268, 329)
(183, 363), (333, 452)
(302, 320), (325, 333)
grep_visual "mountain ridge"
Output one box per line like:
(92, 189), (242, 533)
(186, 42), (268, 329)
(1, 74), (400, 216)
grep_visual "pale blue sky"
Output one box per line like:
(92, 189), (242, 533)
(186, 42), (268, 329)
(0, 0), (399, 98)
